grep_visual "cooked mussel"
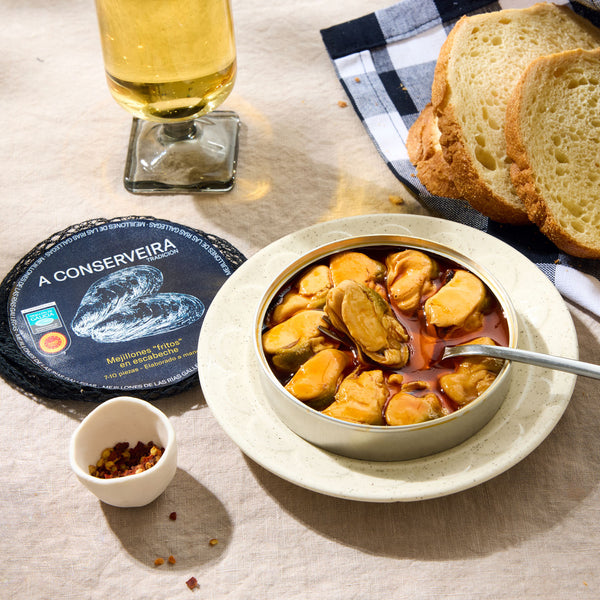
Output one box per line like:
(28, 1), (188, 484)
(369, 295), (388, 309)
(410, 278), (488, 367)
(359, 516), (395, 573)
(386, 249), (438, 315)
(271, 265), (332, 324)
(329, 251), (386, 298)
(424, 269), (488, 331)
(385, 390), (445, 426)
(262, 309), (338, 372)
(322, 369), (387, 425)
(439, 337), (504, 406)
(383, 377), (446, 425)
(325, 280), (410, 368)
(284, 348), (351, 409)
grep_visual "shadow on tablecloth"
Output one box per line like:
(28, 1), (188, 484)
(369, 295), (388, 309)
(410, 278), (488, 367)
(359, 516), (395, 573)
(101, 468), (232, 569)
(246, 312), (600, 560)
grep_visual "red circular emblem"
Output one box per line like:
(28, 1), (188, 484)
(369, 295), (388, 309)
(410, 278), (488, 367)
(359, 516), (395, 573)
(39, 332), (68, 354)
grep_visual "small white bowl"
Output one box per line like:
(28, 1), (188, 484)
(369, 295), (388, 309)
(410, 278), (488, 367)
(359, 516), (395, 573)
(69, 396), (177, 507)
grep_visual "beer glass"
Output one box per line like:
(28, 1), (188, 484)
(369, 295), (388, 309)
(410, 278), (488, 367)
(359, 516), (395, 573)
(94, 0), (239, 193)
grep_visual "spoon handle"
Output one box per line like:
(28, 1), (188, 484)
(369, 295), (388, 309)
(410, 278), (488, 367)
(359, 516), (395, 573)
(442, 344), (600, 380)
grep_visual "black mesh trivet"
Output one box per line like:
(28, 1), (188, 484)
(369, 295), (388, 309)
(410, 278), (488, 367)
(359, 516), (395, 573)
(0, 216), (246, 402)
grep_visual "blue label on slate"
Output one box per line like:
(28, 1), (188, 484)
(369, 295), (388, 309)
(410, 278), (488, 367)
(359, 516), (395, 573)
(24, 303), (62, 332)
(21, 302), (71, 355)
(8, 219), (232, 391)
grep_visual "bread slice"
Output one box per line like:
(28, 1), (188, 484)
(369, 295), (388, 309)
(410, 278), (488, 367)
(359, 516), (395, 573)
(506, 47), (600, 258)
(407, 103), (460, 198)
(431, 2), (600, 225)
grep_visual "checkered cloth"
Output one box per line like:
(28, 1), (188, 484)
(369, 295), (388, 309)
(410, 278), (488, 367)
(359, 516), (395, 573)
(321, 0), (600, 317)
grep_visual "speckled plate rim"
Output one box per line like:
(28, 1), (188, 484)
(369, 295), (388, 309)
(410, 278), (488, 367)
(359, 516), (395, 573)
(197, 214), (577, 502)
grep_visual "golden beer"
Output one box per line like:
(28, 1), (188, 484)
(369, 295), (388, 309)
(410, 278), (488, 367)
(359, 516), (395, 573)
(95, 0), (236, 122)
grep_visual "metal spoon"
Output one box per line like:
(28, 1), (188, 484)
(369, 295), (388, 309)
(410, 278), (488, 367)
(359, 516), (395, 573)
(442, 344), (600, 380)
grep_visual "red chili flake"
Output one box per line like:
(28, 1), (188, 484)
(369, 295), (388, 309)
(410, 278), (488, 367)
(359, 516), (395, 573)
(169, 512), (177, 521)
(186, 577), (199, 590)
(88, 441), (164, 479)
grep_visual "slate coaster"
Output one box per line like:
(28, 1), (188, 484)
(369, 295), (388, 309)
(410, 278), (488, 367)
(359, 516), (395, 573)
(0, 216), (245, 401)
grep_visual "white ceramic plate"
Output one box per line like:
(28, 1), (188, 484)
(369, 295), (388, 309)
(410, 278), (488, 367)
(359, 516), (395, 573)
(197, 214), (577, 502)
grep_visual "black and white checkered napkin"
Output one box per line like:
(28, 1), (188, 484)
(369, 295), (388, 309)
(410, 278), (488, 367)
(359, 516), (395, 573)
(321, 0), (600, 317)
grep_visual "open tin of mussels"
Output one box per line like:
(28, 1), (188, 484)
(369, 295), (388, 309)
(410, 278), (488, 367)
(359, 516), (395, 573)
(254, 235), (518, 461)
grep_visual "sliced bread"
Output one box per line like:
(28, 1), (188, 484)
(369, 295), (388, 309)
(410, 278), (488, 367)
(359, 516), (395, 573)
(506, 47), (600, 258)
(406, 103), (460, 198)
(431, 2), (600, 224)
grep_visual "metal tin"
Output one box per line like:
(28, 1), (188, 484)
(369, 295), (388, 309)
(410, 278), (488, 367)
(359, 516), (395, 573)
(253, 235), (518, 461)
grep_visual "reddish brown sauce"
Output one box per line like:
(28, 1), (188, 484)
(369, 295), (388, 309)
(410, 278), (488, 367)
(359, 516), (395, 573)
(264, 245), (509, 421)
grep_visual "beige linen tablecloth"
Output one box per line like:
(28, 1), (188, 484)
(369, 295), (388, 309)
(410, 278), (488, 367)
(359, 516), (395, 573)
(1, 1), (599, 599)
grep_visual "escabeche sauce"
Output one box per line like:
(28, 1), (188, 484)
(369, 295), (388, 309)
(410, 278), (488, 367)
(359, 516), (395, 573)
(263, 245), (510, 423)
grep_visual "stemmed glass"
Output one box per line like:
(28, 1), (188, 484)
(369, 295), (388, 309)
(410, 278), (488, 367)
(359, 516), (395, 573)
(94, 0), (239, 193)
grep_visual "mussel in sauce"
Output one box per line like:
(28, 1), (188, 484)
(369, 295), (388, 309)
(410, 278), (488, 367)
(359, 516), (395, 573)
(322, 369), (388, 425)
(325, 280), (410, 368)
(424, 269), (488, 332)
(285, 348), (352, 410)
(262, 309), (337, 372)
(439, 337), (504, 406)
(385, 386), (446, 426)
(262, 246), (509, 427)
(329, 251), (387, 298)
(271, 265), (332, 325)
(386, 249), (438, 315)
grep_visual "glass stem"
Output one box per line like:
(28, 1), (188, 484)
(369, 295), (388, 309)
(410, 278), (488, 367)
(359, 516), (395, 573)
(161, 121), (197, 142)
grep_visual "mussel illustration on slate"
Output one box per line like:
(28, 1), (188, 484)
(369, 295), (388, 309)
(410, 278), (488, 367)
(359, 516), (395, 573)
(88, 293), (205, 343)
(71, 266), (205, 343)
(71, 266), (163, 336)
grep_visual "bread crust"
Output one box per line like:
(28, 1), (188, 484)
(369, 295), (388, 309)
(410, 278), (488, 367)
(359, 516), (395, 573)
(431, 13), (529, 224)
(430, 3), (600, 228)
(406, 103), (460, 198)
(506, 48), (600, 258)
(437, 104), (530, 224)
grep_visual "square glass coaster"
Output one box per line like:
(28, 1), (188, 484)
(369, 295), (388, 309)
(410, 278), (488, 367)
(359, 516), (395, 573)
(123, 111), (240, 194)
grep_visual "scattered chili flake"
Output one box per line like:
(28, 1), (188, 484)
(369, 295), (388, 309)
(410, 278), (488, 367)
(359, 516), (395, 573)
(88, 441), (164, 479)
(209, 538), (218, 546)
(169, 512), (177, 521)
(168, 555), (176, 564)
(186, 577), (199, 590)
(337, 100), (348, 108)
(154, 557), (165, 566)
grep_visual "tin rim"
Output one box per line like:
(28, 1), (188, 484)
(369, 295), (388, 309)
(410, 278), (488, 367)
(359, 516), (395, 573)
(253, 234), (518, 434)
